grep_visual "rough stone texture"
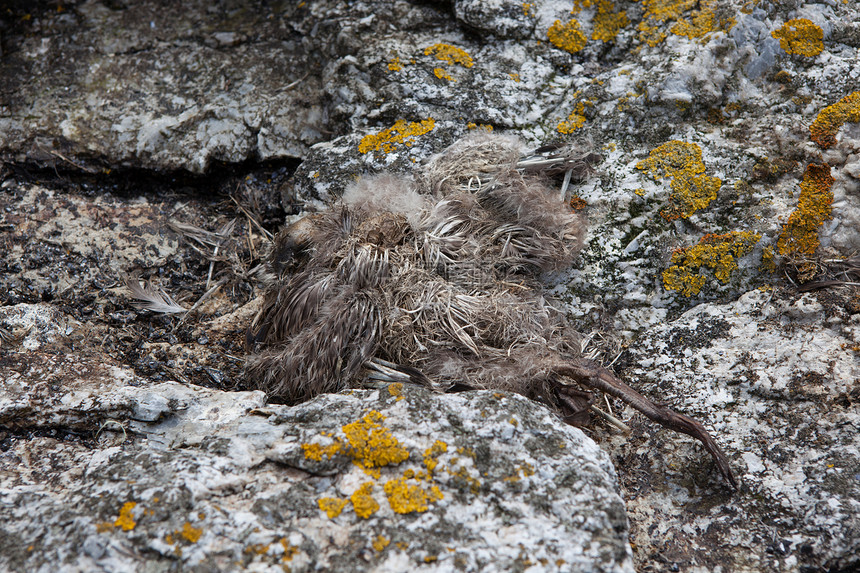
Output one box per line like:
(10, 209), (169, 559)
(0, 307), (632, 572)
(0, 1), (327, 172)
(612, 288), (860, 572)
(2, 0), (860, 571)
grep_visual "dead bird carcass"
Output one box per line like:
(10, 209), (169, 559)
(245, 132), (736, 489)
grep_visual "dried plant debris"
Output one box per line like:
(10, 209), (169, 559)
(125, 275), (188, 314)
(245, 132), (737, 489)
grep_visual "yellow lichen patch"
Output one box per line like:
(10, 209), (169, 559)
(280, 538), (299, 562)
(342, 410), (410, 473)
(467, 122), (493, 131)
(636, 141), (722, 220)
(301, 440), (342, 462)
(388, 57), (403, 72)
(318, 497), (349, 518)
(522, 2), (535, 17)
(422, 440), (448, 475)
(181, 522), (203, 543)
(810, 91), (860, 149)
(383, 477), (443, 514)
(548, 19), (588, 53)
(777, 163), (834, 256)
(638, 0), (731, 45)
(503, 462), (536, 482)
(558, 98), (591, 134)
(372, 535), (390, 551)
(760, 245), (777, 273)
(433, 67), (455, 81)
(592, 0), (629, 42)
(662, 231), (762, 296)
(424, 43), (474, 68)
(114, 502), (137, 531)
(771, 18), (824, 57)
(388, 382), (404, 400)
(447, 464), (482, 494)
(350, 482), (381, 519)
(358, 119), (436, 155)
(244, 543), (270, 555)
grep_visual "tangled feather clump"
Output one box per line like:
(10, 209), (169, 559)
(245, 132), (736, 489)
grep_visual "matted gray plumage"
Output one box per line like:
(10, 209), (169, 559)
(245, 132), (736, 489)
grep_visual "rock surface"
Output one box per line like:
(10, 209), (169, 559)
(0, 308), (633, 572)
(2, 0), (860, 571)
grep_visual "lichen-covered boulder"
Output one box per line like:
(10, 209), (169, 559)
(0, 319), (634, 573)
(614, 288), (860, 572)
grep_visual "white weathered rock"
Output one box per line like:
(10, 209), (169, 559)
(615, 288), (860, 572)
(2, 0), (860, 571)
(0, 346), (633, 572)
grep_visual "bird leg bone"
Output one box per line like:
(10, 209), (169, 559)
(553, 360), (737, 490)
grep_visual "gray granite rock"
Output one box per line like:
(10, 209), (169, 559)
(2, 0), (860, 571)
(613, 288), (860, 572)
(0, 310), (633, 572)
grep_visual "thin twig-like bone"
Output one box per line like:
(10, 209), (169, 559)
(554, 360), (737, 489)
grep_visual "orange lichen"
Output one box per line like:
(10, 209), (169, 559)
(548, 19), (588, 53)
(422, 440), (448, 475)
(777, 163), (834, 256)
(557, 105), (587, 133)
(433, 67), (455, 81)
(569, 196), (587, 210)
(592, 0), (629, 42)
(636, 141), (722, 220)
(358, 119), (436, 155)
(350, 482), (381, 519)
(771, 18), (824, 57)
(662, 231), (761, 296)
(424, 43), (474, 68)
(317, 497), (349, 518)
(558, 96), (591, 134)
(446, 464), (481, 494)
(467, 122), (493, 131)
(114, 502), (137, 531)
(809, 91), (860, 149)
(638, 0), (732, 46)
(388, 382), (404, 400)
(301, 440), (342, 461)
(245, 544), (271, 556)
(181, 522), (203, 543)
(503, 463), (536, 483)
(570, 0), (628, 41)
(372, 535), (390, 551)
(383, 476), (443, 514)
(280, 538), (299, 562)
(388, 57), (404, 72)
(342, 410), (410, 475)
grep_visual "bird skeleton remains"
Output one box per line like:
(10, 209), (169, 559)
(245, 132), (737, 490)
